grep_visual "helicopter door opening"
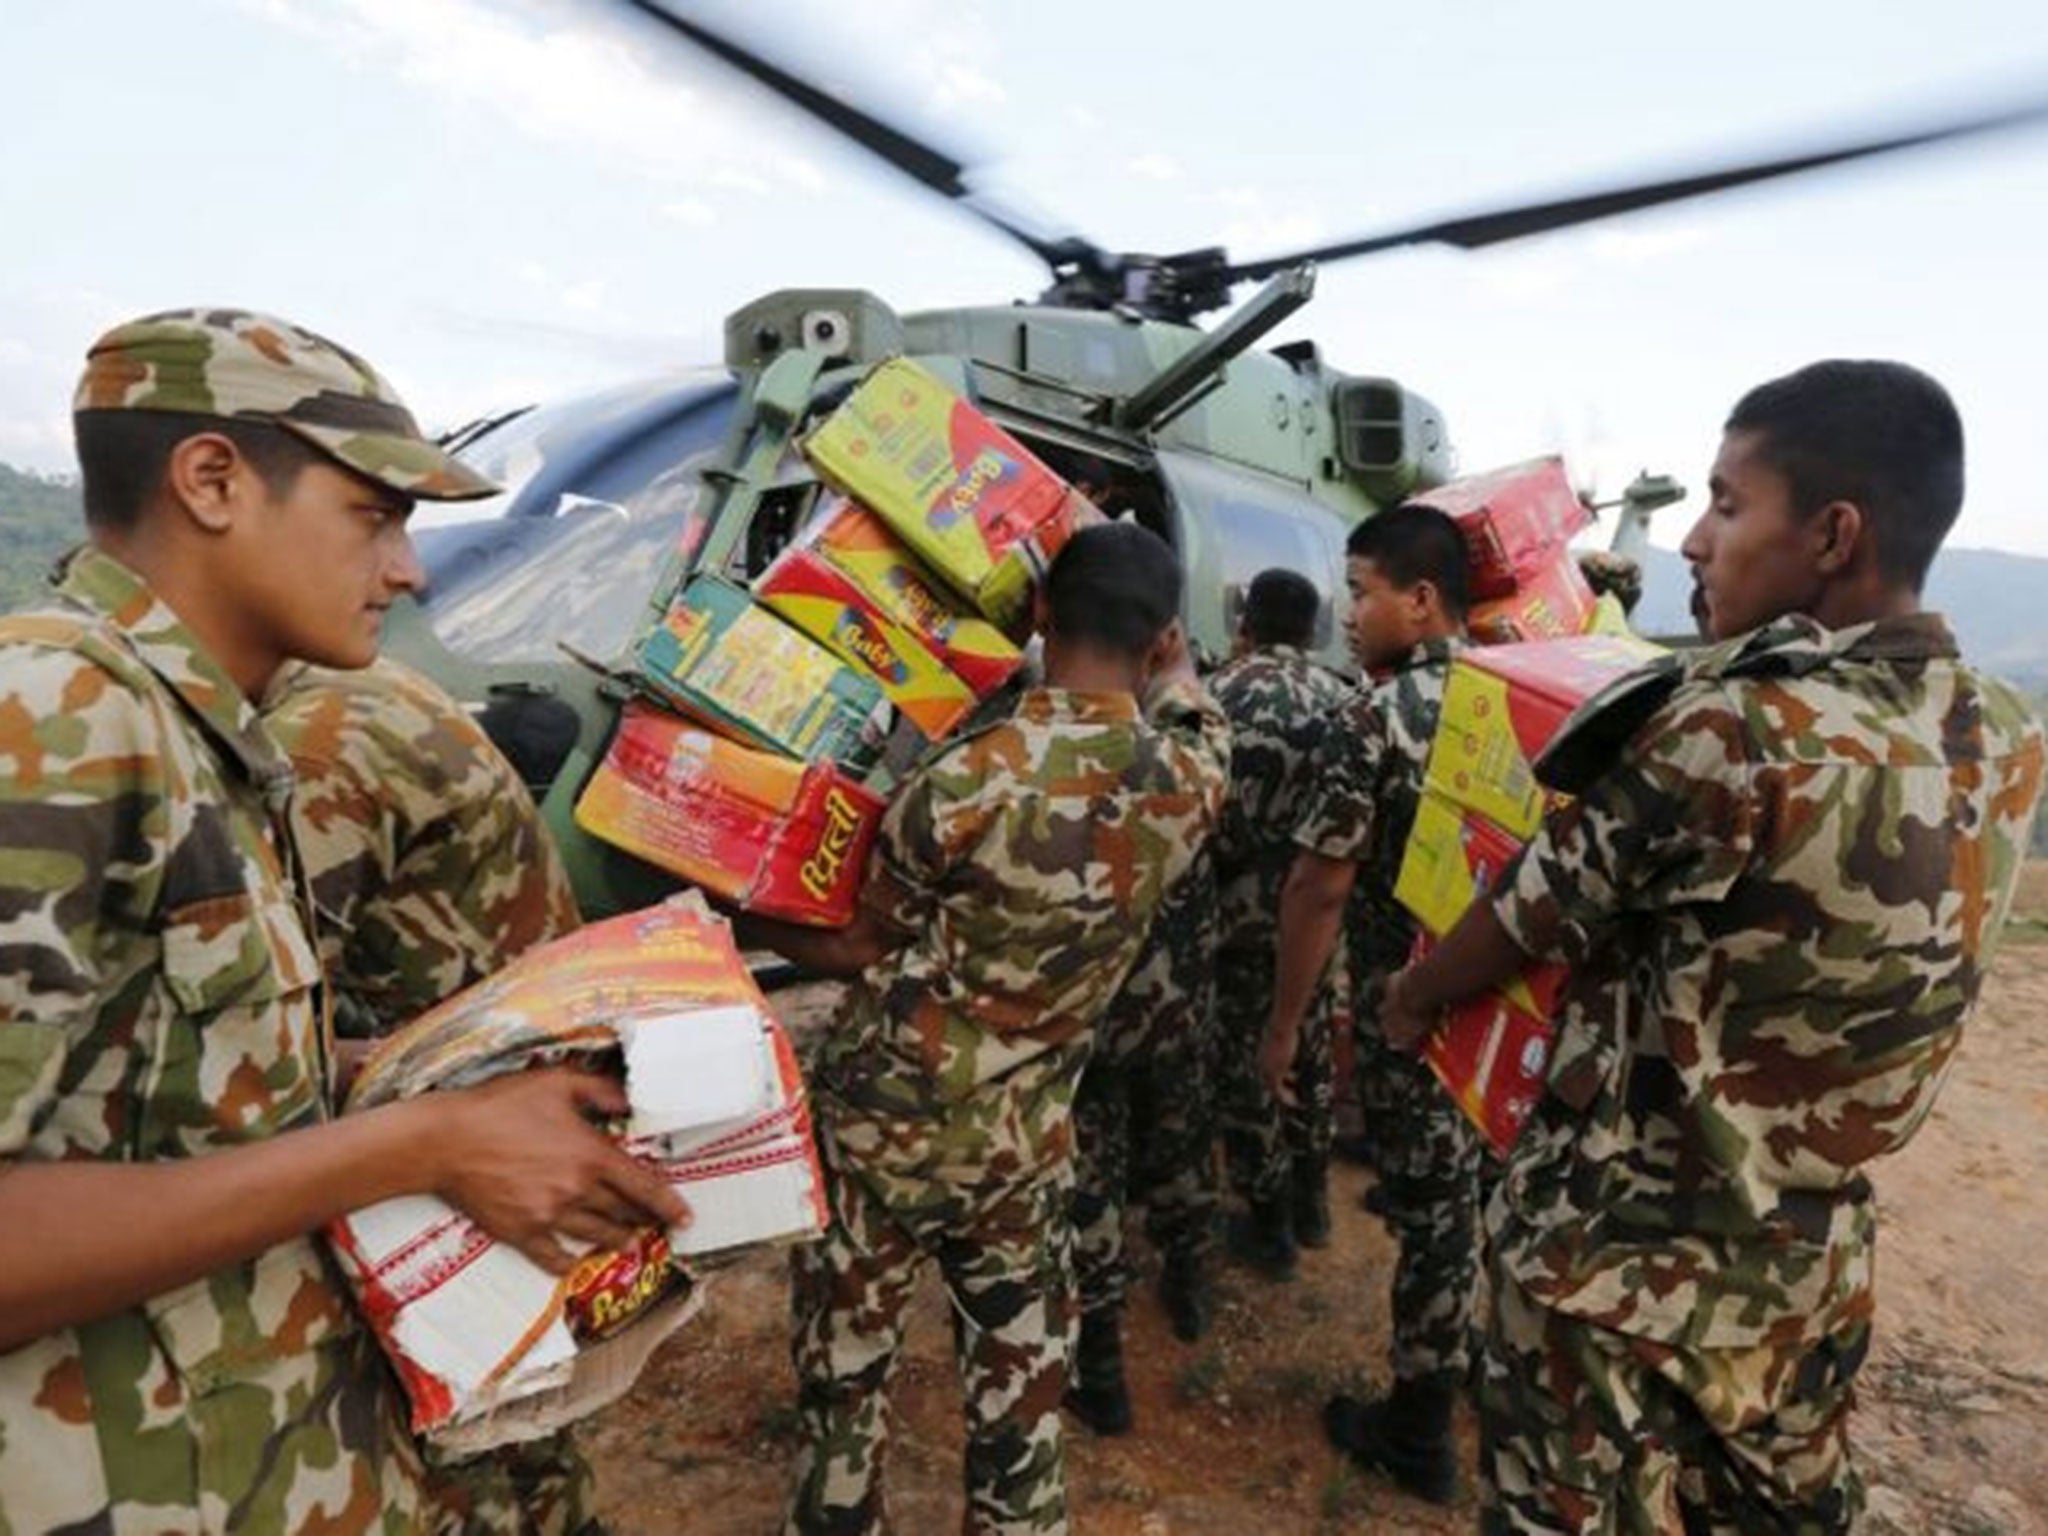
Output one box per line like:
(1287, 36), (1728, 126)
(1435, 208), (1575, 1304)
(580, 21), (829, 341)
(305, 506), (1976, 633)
(1151, 448), (1353, 676)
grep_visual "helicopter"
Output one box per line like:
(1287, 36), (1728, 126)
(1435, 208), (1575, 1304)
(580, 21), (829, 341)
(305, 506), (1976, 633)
(380, 2), (2048, 921)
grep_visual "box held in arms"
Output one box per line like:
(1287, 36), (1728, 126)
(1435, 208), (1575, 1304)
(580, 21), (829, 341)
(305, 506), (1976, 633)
(757, 498), (1024, 740)
(637, 573), (889, 773)
(1465, 545), (1599, 645)
(327, 903), (826, 1453)
(576, 702), (885, 927)
(1425, 634), (1666, 839)
(1412, 455), (1591, 601)
(1393, 789), (1568, 1020)
(801, 358), (1093, 631)
(1409, 932), (1554, 1157)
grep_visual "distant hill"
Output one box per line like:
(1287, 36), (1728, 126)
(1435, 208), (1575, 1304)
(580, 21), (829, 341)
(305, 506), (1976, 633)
(0, 463), (82, 613)
(1633, 545), (2048, 688)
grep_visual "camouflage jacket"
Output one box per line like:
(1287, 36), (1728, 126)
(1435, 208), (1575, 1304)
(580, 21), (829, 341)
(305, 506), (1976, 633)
(1294, 638), (1462, 1000)
(0, 548), (431, 1533)
(1490, 613), (2045, 1348)
(1210, 644), (1351, 955)
(266, 658), (580, 1037)
(812, 679), (1230, 1163)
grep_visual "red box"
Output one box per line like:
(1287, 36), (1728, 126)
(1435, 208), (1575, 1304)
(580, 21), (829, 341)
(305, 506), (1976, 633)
(1426, 634), (1665, 838)
(1410, 938), (1556, 1157)
(1467, 546), (1599, 644)
(574, 704), (885, 927)
(1413, 456), (1590, 601)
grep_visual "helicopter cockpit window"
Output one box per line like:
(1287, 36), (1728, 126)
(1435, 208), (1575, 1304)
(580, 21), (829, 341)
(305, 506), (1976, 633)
(1152, 448), (1351, 674)
(412, 375), (738, 666)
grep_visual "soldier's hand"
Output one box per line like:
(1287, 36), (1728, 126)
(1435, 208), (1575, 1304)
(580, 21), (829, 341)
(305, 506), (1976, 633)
(1379, 967), (1435, 1054)
(1257, 1023), (1298, 1106)
(433, 1067), (690, 1274)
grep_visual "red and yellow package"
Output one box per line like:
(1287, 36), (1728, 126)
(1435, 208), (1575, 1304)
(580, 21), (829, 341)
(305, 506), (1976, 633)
(575, 703), (885, 927)
(802, 359), (1088, 629)
(1412, 456), (1590, 601)
(1466, 546), (1599, 644)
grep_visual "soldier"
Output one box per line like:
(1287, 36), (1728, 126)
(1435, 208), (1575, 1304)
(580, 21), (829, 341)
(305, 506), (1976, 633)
(267, 655), (595, 1533)
(0, 309), (685, 1535)
(1209, 568), (1350, 1277)
(1255, 508), (1480, 1505)
(1064, 830), (1222, 1437)
(1382, 360), (2046, 1532)
(741, 522), (1229, 1535)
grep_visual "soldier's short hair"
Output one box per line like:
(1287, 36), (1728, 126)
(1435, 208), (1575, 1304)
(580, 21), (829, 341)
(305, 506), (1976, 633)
(1045, 521), (1182, 658)
(1346, 503), (1470, 620)
(1726, 359), (1963, 591)
(1242, 568), (1320, 648)
(74, 409), (323, 532)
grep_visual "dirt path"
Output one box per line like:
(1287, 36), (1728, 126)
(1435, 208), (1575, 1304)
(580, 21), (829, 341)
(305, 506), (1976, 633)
(583, 875), (2048, 1533)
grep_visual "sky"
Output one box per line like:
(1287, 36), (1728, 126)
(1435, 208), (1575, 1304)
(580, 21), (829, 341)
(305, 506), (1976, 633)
(6, 0), (2048, 554)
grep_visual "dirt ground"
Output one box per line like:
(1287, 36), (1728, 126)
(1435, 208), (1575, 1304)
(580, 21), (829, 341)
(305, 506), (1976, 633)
(580, 865), (2048, 1534)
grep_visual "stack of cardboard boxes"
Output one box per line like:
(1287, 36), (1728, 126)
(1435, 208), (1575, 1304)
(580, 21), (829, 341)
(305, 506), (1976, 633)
(1394, 460), (1666, 1153)
(578, 358), (1096, 926)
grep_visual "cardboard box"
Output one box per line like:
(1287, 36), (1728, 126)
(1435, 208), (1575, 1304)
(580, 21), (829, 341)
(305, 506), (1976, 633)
(1413, 456), (1590, 601)
(1394, 792), (1569, 1018)
(757, 500), (1024, 740)
(576, 703), (886, 927)
(331, 903), (827, 1450)
(637, 574), (887, 772)
(774, 497), (1025, 696)
(1466, 545), (1598, 644)
(1425, 634), (1665, 838)
(802, 359), (1087, 629)
(1420, 979), (1556, 1157)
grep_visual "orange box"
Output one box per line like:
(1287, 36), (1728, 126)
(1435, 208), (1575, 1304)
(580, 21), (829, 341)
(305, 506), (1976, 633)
(1413, 456), (1590, 601)
(756, 500), (1024, 739)
(574, 703), (885, 927)
(1466, 546), (1598, 644)
(1426, 634), (1665, 838)
(802, 359), (1087, 629)
(1394, 792), (1568, 1019)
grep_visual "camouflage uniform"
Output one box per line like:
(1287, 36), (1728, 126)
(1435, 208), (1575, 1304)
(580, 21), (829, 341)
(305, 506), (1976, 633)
(0, 311), (500, 1535)
(787, 680), (1228, 1535)
(1069, 839), (1219, 1315)
(0, 550), (440, 1535)
(1209, 645), (1350, 1208)
(266, 657), (593, 1535)
(1295, 637), (1485, 1380)
(267, 657), (580, 1038)
(1478, 614), (2045, 1533)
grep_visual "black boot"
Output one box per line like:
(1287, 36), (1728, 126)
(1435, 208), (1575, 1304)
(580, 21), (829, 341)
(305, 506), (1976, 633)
(1291, 1156), (1331, 1250)
(1323, 1371), (1459, 1505)
(1158, 1249), (1212, 1343)
(1063, 1308), (1134, 1436)
(1226, 1195), (1298, 1280)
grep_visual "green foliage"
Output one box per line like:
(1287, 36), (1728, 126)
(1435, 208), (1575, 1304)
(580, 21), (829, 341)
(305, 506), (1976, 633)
(0, 462), (82, 614)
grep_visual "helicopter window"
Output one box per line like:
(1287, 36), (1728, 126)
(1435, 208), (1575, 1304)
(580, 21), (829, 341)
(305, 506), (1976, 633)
(1152, 448), (1351, 673)
(412, 378), (739, 667)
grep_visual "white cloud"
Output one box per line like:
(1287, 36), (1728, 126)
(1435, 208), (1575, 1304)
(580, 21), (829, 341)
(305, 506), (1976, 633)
(1066, 103), (1102, 132)
(661, 197), (717, 227)
(929, 62), (1006, 112)
(1129, 152), (1182, 183)
(1209, 187), (1324, 257)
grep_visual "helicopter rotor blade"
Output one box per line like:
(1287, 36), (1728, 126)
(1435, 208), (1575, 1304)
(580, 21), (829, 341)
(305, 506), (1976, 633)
(1217, 94), (2048, 285)
(615, 0), (1087, 273)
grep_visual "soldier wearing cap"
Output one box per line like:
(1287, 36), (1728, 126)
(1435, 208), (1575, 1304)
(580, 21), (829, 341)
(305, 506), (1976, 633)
(1383, 361), (2046, 1531)
(0, 308), (685, 1533)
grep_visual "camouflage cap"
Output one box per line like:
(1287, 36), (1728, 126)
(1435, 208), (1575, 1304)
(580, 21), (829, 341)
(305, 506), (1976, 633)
(73, 307), (499, 502)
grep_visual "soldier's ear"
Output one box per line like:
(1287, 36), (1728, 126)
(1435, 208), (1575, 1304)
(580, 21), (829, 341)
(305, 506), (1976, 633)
(1813, 500), (1864, 577)
(162, 432), (247, 534)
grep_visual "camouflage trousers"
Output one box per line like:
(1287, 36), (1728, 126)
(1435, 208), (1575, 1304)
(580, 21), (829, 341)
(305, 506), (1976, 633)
(426, 1433), (596, 1536)
(1478, 1271), (1866, 1535)
(1214, 946), (1334, 1204)
(1070, 933), (1221, 1313)
(1355, 1020), (1484, 1380)
(786, 1102), (1077, 1536)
